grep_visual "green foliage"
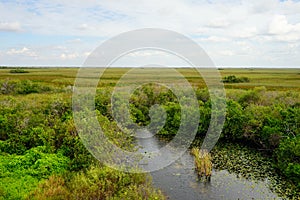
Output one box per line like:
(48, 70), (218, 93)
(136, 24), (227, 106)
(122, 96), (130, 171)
(276, 135), (300, 188)
(222, 100), (245, 139)
(0, 79), (53, 95)
(195, 88), (210, 102)
(197, 101), (211, 137)
(128, 83), (177, 127)
(30, 165), (165, 200)
(238, 86), (266, 107)
(0, 96), (94, 171)
(222, 75), (250, 83)
(0, 147), (70, 199)
(160, 102), (181, 135)
(1, 68), (300, 199)
(10, 68), (29, 73)
(95, 88), (113, 119)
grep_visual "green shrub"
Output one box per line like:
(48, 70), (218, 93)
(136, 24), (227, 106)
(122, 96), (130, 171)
(0, 147), (70, 199)
(30, 165), (165, 200)
(9, 68), (29, 73)
(0, 79), (53, 95)
(222, 100), (245, 139)
(222, 75), (250, 83)
(276, 135), (300, 188)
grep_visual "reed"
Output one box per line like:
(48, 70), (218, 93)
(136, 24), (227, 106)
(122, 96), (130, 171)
(191, 147), (212, 181)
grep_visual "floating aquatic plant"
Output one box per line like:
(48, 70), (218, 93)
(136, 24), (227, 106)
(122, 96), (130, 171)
(210, 142), (300, 199)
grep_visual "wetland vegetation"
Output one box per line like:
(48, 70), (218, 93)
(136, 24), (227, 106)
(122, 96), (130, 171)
(0, 67), (299, 199)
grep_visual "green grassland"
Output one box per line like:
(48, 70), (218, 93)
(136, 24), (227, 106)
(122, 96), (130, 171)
(1, 67), (299, 90)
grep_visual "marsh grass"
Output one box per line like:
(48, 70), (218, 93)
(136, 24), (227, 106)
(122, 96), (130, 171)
(1, 67), (299, 90)
(191, 148), (212, 181)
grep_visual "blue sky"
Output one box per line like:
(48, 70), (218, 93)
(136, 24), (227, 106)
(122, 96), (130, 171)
(0, 0), (300, 67)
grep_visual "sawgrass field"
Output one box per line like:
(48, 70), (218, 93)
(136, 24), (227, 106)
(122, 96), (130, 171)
(1, 67), (299, 90)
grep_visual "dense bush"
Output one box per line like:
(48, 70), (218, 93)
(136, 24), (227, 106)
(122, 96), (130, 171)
(275, 135), (300, 188)
(222, 75), (250, 83)
(0, 79), (52, 95)
(0, 146), (69, 199)
(10, 68), (29, 73)
(30, 165), (165, 200)
(1, 76), (299, 198)
(0, 96), (93, 170)
(0, 92), (165, 199)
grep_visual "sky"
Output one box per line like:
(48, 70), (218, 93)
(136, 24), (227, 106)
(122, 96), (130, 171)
(0, 0), (300, 67)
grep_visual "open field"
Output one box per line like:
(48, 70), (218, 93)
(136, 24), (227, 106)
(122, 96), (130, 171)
(1, 67), (300, 90)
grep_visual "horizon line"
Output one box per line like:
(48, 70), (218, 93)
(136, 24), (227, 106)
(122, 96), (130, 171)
(1, 65), (300, 69)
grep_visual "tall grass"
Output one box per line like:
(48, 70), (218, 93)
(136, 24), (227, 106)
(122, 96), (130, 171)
(191, 148), (212, 180)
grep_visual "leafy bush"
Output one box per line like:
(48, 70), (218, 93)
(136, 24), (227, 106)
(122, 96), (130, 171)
(222, 100), (245, 139)
(1, 78), (299, 198)
(222, 75), (250, 83)
(0, 147), (70, 199)
(30, 165), (165, 200)
(10, 68), (29, 73)
(276, 135), (300, 188)
(0, 79), (53, 95)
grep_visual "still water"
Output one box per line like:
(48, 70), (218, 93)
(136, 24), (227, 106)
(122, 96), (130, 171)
(137, 135), (280, 200)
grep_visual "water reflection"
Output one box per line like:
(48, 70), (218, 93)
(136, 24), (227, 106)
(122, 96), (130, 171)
(137, 135), (281, 200)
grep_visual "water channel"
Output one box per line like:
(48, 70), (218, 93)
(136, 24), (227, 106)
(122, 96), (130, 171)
(137, 135), (280, 200)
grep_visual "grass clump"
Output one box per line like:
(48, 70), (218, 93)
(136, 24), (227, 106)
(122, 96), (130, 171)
(191, 148), (212, 181)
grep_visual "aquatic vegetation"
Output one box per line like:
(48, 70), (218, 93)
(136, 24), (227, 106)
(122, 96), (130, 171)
(0, 67), (299, 199)
(211, 142), (300, 199)
(191, 148), (212, 181)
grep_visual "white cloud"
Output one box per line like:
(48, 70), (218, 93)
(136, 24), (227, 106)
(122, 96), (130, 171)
(268, 15), (300, 41)
(207, 18), (230, 28)
(0, 22), (21, 32)
(77, 24), (90, 31)
(288, 43), (299, 49)
(7, 47), (37, 57)
(269, 15), (294, 35)
(198, 36), (229, 42)
(1, 0), (300, 66)
(60, 53), (79, 60)
(129, 51), (167, 57)
(232, 27), (258, 38)
(53, 45), (67, 50)
(66, 38), (82, 43)
(219, 50), (235, 56)
(60, 51), (92, 60)
(83, 52), (91, 57)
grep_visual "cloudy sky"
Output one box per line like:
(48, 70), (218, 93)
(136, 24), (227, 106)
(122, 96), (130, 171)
(0, 0), (300, 67)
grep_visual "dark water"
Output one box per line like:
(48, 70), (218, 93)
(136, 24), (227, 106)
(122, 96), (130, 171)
(137, 136), (281, 200)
